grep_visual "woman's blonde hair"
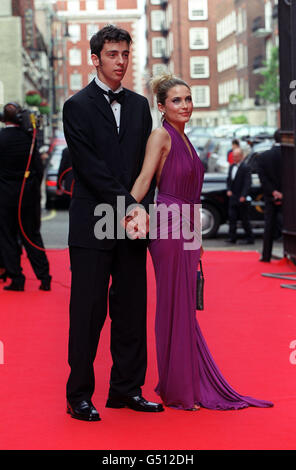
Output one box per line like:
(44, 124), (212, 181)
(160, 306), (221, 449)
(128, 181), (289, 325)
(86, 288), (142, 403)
(150, 73), (191, 105)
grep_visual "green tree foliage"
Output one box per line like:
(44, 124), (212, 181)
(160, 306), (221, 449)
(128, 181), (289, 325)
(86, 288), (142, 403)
(256, 46), (279, 104)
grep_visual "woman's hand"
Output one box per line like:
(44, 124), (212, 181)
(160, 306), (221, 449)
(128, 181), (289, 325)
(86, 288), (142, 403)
(200, 245), (204, 258)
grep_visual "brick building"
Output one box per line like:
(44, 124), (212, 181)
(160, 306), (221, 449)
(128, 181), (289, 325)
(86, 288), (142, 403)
(56, 0), (144, 110)
(145, 0), (278, 127)
(146, 0), (220, 127)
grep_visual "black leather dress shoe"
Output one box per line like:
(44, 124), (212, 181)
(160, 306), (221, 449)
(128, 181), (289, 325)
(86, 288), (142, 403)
(39, 275), (52, 291)
(106, 395), (164, 412)
(66, 400), (101, 421)
(259, 257), (270, 262)
(3, 279), (25, 291)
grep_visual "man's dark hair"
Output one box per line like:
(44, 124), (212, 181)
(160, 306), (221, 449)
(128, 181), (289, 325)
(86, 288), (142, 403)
(274, 129), (281, 143)
(90, 24), (132, 58)
(232, 139), (240, 146)
(3, 102), (22, 124)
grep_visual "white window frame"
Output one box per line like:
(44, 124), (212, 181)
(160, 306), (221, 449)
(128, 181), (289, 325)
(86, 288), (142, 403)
(87, 24), (99, 40)
(151, 10), (165, 31)
(152, 37), (167, 58)
(68, 1), (80, 12)
(152, 63), (168, 76)
(70, 72), (82, 91)
(190, 56), (209, 78)
(86, 0), (98, 12)
(192, 85), (210, 107)
(69, 48), (82, 66)
(68, 24), (81, 43)
(189, 28), (209, 50)
(188, 0), (208, 21)
(105, 0), (117, 10)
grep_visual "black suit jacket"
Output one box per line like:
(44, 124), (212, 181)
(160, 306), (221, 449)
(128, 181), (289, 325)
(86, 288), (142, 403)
(63, 79), (154, 250)
(226, 161), (252, 199)
(257, 145), (282, 200)
(0, 127), (44, 207)
(57, 147), (73, 193)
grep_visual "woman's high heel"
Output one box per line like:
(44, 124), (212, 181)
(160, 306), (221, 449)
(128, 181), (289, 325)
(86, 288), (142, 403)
(0, 272), (7, 282)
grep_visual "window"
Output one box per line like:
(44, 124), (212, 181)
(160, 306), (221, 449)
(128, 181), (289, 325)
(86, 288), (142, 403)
(68, 1), (80, 12)
(188, 0), (208, 21)
(151, 10), (165, 31)
(189, 28), (209, 50)
(218, 79), (239, 104)
(192, 86), (210, 107)
(217, 11), (236, 41)
(87, 24), (99, 40)
(69, 48), (82, 65)
(152, 37), (167, 58)
(70, 72), (82, 90)
(151, 0), (161, 4)
(217, 44), (237, 72)
(68, 24), (81, 43)
(105, 0), (116, 9)
(152, 64), (168, 76)
(190, 56), (209, 78)
(86, 0), (98, 12)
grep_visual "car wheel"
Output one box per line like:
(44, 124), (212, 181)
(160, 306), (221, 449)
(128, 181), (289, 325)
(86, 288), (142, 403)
(201, 203), (221, 239)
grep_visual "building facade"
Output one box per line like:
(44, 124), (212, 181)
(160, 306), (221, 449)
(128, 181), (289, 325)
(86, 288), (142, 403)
(145, 0), (279, 128)
(55, 0), (144, 111)
(146, 0), (220, 127)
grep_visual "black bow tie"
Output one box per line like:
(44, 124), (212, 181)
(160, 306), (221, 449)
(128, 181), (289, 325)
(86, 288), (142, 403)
(103, 89), (125, 105)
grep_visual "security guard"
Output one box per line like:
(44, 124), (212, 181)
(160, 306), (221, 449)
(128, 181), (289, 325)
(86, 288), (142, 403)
(0, 102), (51, 291)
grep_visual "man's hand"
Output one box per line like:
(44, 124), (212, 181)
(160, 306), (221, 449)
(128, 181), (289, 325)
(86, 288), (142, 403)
(121, 206), (149, 240)
(239, 196), (246, 203)
(227, 190), (232, 197)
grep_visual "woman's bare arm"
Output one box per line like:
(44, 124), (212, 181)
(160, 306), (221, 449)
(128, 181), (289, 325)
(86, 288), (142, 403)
(131, 127), (171, 203)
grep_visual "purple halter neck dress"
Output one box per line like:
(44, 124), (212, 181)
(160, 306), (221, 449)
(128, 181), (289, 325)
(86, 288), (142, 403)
(148, 120), (273, 410)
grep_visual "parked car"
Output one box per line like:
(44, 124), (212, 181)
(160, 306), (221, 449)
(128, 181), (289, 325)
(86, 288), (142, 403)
(200, 171), (265, 238)
(200, 138), (274, 237)
(45, 144), (70, 209)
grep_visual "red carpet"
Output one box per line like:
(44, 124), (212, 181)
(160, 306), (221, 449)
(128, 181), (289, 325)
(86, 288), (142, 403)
(0, 250), (296, 450)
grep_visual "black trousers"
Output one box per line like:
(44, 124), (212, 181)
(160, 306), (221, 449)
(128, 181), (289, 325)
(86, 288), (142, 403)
(66, 240), (148, 404)
(0, 203), (50, 281)
(228, 196), (254, 241)
(262, 200), (283, 261)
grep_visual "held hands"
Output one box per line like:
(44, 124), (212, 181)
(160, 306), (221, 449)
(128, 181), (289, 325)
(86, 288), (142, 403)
(121, 206), (149, 240)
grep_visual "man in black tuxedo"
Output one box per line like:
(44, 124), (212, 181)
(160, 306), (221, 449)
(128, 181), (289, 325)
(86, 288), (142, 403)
(226, 147), (254, 244)
(257, 130), (283, 262)
(63, 25), (163, 421)
(0, 102), (51, 291)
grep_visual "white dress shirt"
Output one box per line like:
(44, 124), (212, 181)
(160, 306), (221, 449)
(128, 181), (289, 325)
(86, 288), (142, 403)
(231, 162), (240, 180)
(95, 76), (122, 133)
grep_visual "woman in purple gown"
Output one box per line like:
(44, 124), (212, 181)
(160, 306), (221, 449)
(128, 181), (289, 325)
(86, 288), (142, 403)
(130, 75), (273, 411)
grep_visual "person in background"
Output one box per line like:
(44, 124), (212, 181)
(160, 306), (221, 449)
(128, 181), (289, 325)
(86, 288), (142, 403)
(226, 147), (254, 245)
(227, 139), (240, 165)
(0, 102), (51, 291)
(257, 129), (283, 262)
